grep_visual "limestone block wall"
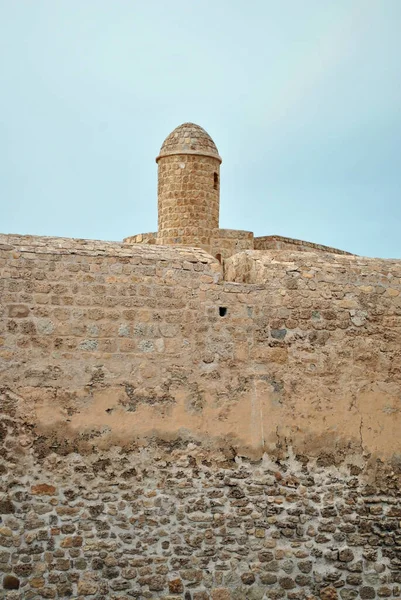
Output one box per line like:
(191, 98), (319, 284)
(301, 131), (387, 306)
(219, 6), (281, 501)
(209, 229), (254, 260)
(157, 154), (220, 252)
(123, 232), (157, 245)
(124, 232), (352, 261)
(254, 236), (353, 256)
(0, 234), (400, 599)
(124, 229), (254, 261)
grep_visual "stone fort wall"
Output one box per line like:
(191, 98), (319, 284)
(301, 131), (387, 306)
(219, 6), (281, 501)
(123, 232), (351, 262)
(0, 233), (400, 599)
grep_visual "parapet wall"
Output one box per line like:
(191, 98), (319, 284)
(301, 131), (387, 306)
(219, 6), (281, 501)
(210, 229), (254, 260)
(1, 234), (400, 599)
(123, 229), (255, 261)
(124, 231), (352, 260)
(123, 232), (157, 245)
(254, 236), (353, 256)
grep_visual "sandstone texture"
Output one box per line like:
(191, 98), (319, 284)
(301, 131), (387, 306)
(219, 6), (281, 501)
(125, 122), (351, 259)
(156, 123), (221, 253)
(0, 122), (400, 598)
(0, 232), (400, 599)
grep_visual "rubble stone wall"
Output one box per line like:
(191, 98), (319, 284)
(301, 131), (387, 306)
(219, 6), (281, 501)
(0, 234), (400, 599)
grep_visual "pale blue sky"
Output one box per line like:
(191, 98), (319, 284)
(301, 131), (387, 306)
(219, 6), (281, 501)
(1, 1), (400, 257)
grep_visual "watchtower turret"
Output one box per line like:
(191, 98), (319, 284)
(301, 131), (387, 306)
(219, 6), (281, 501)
(156, 122), (221, 252)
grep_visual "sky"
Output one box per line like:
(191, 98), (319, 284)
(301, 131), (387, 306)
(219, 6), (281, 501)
(0, 1), (400, 258)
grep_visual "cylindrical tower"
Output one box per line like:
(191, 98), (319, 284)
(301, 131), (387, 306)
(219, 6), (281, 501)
(156, 123), (222, 252)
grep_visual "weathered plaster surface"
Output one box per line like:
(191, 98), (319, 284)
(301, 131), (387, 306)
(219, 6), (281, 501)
(1, 235), (400, 460)
(0, 234), (400, 599)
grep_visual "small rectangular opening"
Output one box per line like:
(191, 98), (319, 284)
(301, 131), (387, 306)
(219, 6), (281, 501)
(213, 172), (219, 190)
(219, 306), (227, 317)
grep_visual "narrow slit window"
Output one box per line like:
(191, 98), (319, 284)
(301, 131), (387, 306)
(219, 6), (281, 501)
(216, 253), (222, 264)
(213, 172), (219, 190)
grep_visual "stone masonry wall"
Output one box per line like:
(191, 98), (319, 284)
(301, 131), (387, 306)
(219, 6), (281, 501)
(209, 230), (254, 261)
(123, 232), (348, 262)
(157, 154), (220, 252)
(1, 419), (400, 600)
(0, 234), (400, 599)
(124, 229), (254, 262)
(123, 233), (157, 246)
(253, 237), (352, 256)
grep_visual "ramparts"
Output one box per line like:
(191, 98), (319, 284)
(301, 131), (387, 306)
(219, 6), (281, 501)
(0, 233), (400, 599)
(124, 231), (351, 261)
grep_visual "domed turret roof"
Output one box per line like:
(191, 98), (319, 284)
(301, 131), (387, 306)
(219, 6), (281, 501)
(156, 122), (222, 163)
